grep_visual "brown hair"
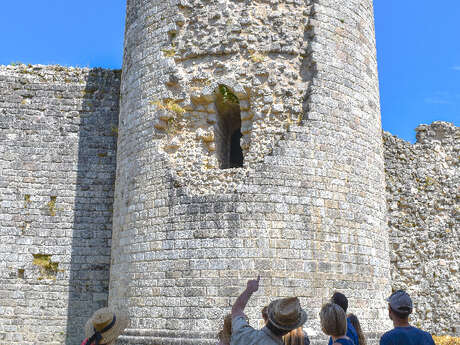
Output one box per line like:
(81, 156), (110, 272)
(331, 292), (348, 312)
(319, 303), (347, 337)
(283, 327), (305, 345)
(348, 313), (366, 345)
(217, 314), (232, 344)
(261, 306), (269, 323)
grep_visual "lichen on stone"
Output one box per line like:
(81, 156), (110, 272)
(32, 254), (59, 280)
(47, 196), (57, 216)
(218, 85), (239, 105)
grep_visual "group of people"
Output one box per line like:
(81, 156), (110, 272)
(80, 276), (436, 345)
(218, 276), (436, 345)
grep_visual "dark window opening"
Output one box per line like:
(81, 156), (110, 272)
(230, 129), (243, 168)
(215, 85), (243, 169)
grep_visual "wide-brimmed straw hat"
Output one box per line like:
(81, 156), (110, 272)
(84, 307), (129, 345)
(267, 297), (307, 331)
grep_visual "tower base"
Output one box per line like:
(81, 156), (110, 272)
(117, 330), (216, 345)
(116, 329), (383, 345)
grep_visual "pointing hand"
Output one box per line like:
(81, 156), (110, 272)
(246, 275), (260, 294)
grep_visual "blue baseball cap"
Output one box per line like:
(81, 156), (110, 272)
(386, 290), (413, 314)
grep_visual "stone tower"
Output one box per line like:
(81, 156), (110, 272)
(109, 0), (391, 343)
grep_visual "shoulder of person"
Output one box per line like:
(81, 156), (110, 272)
(346, 318), (356, 327)
(408, 327), (435, 345)
(379, 330), (395, 345)
(419, 329), (436, 344)
(230, 315), (254, 337)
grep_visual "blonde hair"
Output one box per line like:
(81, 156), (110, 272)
(319, 303), (347, 337)
(348, 313), (367, 345)
(217, 314), (232, 344)
(283, 327), (305, 345)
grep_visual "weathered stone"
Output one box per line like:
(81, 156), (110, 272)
(384, 121), (459, 336)
(110, 1), (391, 344)
(1, 1), (458, 345)
(0, 64), (120, 345)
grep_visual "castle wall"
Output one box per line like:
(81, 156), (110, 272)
(0, 65), (120, 345)
(0, 45), (457, 345)
(111, 0), (391, 344)
(384, 121), (459, 336)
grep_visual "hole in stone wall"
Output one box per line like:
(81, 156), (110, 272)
(215, 85), (243, 169)
(18, 269), (25, 279)
(230, 129), (243, 168)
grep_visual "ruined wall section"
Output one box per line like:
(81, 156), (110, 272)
(0, 64), (120, 345)
(137, 0), (317, 193)
(384, 121), (459, 336)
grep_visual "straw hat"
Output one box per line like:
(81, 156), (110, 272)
(84, 308), (129, 345)
(267, 297), (307, 331)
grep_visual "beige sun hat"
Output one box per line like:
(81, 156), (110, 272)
(267, 297), (307, 331)
(84, 307), (129, 345)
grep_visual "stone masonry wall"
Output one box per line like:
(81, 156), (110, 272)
(0, 64), (120, 345)
(111, 1), (391, 344)
(384, 121), (459, 336)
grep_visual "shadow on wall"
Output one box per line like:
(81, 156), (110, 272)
(65, 68), (120, 345)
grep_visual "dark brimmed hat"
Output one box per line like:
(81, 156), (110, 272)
(386, 290), (413, 314)
(84, 308), (129, 345)
(267, 297), (307, 331)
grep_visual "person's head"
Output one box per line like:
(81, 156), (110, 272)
(319, 303), (347, 337)
(283, 327), (305, 345)
(386, 290), (413, 321)
(348, 313), (367, 345)
(267, 297), (308, 338)
(331, 292), (348, 313)
(217, 314), (232, 345)
(261, 306), (269, 324)
(84, 307), (129, 345)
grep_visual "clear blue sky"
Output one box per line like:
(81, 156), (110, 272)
(0, 1), (458, 142)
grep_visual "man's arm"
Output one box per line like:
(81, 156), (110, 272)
(231, 275), (260, 319)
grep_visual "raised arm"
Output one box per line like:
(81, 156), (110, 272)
(231, 275), (260, 319)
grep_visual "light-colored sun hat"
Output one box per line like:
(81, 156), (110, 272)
(267, 297), (307, 331)
(84, 307), (129, 345)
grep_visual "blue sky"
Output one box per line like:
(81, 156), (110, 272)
(0, 1), (458, 142)
(374, 1), (459, 141)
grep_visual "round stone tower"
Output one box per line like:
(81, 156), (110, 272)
(109, 0), (391, 343)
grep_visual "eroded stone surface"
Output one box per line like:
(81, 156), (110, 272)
(384, 121), (459, 335)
